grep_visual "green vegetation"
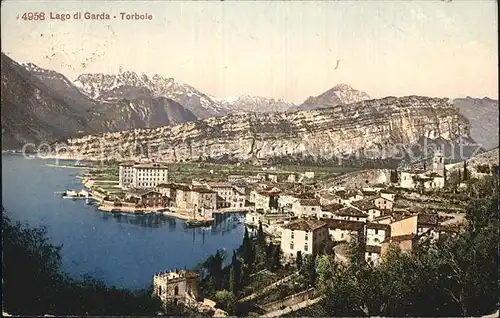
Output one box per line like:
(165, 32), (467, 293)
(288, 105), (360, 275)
(1, 210), (187, 316)
(196, 223), (293, 315)
(297, 175), (499, 317)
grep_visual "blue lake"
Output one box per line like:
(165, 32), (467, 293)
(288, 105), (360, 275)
(2, 154), (245, 290)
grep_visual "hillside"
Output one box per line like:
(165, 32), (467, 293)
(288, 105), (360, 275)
(49, 96), (472, 163)
(452, 97), (498, 150)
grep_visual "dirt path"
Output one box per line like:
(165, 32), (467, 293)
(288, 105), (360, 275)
(238, 272), (298, 303)
(262, 295), (325, 317)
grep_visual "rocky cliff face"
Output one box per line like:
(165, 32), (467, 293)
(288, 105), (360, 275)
(50, 96), (470, 162)
(296, 83), (371, 111)
(452, 97), (498, 150)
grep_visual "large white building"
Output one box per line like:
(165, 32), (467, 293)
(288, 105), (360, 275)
(153, 270), (199, 305)
(280, 219), (329, 261)
(119, 162), (169, 189)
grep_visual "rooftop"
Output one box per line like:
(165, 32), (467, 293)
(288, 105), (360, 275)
(321, 203), (344, 213)
(282, 219), (326, 231)
(366, 222), (391, 231)
(351, 199), (378, 211)
(336, 206), (368, 217)
(206, 181), (233, 188)
(380, 188), (398, 194)
(320, 218), (365, 231)
(191, 186), (216, 194)
(134, 163), (169, 169)
(154, 270), (199, 280)
(298, 199), (320, 206)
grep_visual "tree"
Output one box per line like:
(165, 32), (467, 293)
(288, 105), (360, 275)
(229, 266), (235, 294)
(2, 212), (163, 316)
(242, 227), (255, 266)
(257, 221), (265, 246)
(231, 250), (241, 292)
(296, 251), (303, 269)
(214, 290), (236, 314)
(311, 182), (499, 317)
(271, 244), (282, 270)
(462, 160), (468, 181)
(390, 169), (399, 183)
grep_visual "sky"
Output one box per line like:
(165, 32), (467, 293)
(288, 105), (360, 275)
(1, 0), (498, 103)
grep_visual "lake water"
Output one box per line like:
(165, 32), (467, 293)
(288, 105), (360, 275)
(2, 154), (245, 290)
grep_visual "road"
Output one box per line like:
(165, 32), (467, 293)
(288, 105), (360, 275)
(238, 272), (298, 303)
(262, 295), (325, 317)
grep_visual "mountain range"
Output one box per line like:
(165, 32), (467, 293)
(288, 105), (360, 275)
(1, 52), (498, 159)
(48, 95), (473, 163)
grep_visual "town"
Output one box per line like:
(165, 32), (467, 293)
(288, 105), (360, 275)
(65, 149), (497, 316)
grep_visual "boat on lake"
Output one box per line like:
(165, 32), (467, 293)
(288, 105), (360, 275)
(184, 219), (214, 228)
(62, 189), (92, 199)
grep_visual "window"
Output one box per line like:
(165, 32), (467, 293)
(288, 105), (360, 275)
(304, 244), (308, 252)
(291, 231), (294, 239)
(290, 243), (294, 250)
(375, 229), (378, 235)
(305, 233), (309, 240)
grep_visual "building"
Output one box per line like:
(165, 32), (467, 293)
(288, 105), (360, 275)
(132, 163), (169, 188)
(287, 174), (297, 183)
(400, 171), (417, 189)
(291, 199), (321, 218)
(190, 187), (217, 211)
(373, 196), (394, 211)
(432, 151), (445, 175)
(126, 190), (168, 207)
(174, 184), (194, 209)
(206, 182), (234, 209)
(206, 182), (246, 209)
(118, 162), (136, 188)
(278, 193), (300, 212)
(332, 206), (369, 222)
(250, 190), (280, 213)
(318, 192), (342, 206)
(351, 199), (384, 221)
(318, 203), (344, 219)
(365, 222), (391, 246)
(267, 174), (278, 183)
(280, 219), (329, 261)
(321, 218), (365, 243)
(398, 152), (446, 190)
(365, 245), (382, 266)
(380, 234), (416, 258)
(303, 171), (315, 179)
(228, 175), (245, 183)
(153, 270), (199, 305)
(379, 189), (397, 202)
(156, 183), (176, 198)
(389, 213), (439, 238)
(118, 163), (170, 189)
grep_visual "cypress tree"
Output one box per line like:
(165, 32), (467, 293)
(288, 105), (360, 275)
(463, 161), (468, 181)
